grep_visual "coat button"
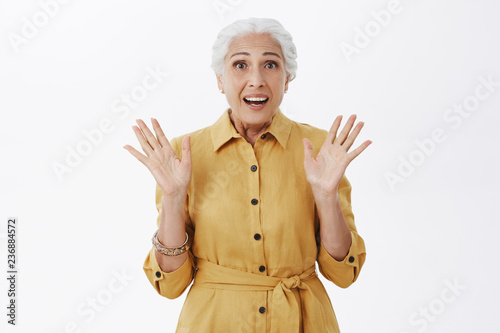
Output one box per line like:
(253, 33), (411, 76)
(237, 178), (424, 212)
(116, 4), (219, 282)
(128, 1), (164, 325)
(250, 165), (258, 172)
(155, 271), (161, 278)
(348, 256), (355, 263)
(259, 306), (266, 313)
(254, 233), (261, 240)
(251, 198), (258, 205)
(259, 265), (266, 272)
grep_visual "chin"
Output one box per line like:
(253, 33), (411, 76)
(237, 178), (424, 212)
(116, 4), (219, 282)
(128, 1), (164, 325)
(242, 106), (276, 123)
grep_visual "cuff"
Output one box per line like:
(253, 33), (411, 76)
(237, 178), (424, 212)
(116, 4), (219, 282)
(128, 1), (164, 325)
(317, 231), (366, 288)
(318, 232), (359, 267)
(144, 247), (195, 299)
(149, 247), (193, 282)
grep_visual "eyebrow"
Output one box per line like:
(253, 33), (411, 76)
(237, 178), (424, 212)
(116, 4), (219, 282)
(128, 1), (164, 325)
(230, 51), (282, 59)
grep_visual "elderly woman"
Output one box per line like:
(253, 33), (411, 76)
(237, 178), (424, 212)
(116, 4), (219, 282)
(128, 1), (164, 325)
(124, 17), (371, 333)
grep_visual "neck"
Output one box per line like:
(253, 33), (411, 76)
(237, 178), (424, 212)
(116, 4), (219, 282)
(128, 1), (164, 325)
(229, 110), (273, 146)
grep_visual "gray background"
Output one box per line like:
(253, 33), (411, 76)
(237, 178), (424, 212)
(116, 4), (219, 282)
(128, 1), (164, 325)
(1, 0), (499, 332)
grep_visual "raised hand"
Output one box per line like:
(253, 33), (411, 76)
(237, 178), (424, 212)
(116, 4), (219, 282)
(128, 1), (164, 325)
(303, 115), (371, 197)
(123, 118), (191, 198)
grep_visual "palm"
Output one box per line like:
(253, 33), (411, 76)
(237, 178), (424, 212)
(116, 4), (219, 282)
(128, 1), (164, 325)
(124, 118), (191, 197)
(303, 115), (371, 196)
(305, 144), (350, 194)
(147, 144), (191, 195)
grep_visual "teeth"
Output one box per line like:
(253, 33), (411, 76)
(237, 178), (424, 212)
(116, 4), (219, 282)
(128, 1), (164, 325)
(245, 97), (268, 101)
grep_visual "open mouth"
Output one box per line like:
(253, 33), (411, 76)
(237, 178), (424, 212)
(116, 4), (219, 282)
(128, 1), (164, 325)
(243, 97), (269, 107)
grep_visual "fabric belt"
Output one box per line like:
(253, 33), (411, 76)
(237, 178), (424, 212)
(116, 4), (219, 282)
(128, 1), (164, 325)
(193, 258), (326, 333)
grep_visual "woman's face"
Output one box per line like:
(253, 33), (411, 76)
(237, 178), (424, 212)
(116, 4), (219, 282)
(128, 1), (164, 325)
(217, 33), (289, 127)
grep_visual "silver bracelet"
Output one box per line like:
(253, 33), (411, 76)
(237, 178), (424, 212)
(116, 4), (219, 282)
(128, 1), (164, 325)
(152, 230), (190, 256)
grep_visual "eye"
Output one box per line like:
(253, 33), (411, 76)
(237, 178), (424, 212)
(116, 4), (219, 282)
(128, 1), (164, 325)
(234, 62), (246, 69)
(265, 61), (278, 69)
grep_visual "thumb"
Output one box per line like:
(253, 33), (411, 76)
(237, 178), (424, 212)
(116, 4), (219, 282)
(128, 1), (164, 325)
(180, 135), (191, 167)
(302, 138), (314, 165)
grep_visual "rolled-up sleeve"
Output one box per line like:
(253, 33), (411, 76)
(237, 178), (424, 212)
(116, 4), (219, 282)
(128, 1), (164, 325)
(316, 175), (366, 289)
(142, 137), (196, 299)
(143, 244), (196, 299)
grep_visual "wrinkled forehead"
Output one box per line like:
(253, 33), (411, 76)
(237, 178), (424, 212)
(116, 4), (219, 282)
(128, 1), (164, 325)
(225, 33), (284, 61)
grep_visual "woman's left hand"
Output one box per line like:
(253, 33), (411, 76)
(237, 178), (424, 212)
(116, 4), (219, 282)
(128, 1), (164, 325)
(303, 114), (372, 198)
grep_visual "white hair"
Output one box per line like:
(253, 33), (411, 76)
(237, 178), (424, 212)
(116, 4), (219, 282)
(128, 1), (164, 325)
(210, 17), (298, 82)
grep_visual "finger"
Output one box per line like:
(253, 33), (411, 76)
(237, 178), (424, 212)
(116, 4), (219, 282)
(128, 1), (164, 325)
(136, 119), (161, 150)
(347, 140), (372, 162)
(123, 144), (149, 165)
(342, 121), (364, 151)
(132, 125), (154, 156)
(151, 117), (170, 149)
(335, 114), (357, 145)
(302, 138), (314, 166)
(325, 115), (343, 144)
(180, 135), (192, 168)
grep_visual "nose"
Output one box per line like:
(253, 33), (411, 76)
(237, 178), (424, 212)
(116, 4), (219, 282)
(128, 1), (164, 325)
(247, 66), (265, 88)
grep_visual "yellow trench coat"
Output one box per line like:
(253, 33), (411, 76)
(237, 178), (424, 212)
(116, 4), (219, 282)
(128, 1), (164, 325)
(143, 109), (366, 332)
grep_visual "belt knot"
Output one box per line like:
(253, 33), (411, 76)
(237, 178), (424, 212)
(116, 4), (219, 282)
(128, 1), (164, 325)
(281, 275), (301, 289)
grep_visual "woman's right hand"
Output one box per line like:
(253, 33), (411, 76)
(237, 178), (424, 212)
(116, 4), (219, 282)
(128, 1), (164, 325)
(123, 118), (191, 199)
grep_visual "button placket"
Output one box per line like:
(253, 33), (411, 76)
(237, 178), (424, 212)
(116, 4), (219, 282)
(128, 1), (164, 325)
(245, 145), (265, 277)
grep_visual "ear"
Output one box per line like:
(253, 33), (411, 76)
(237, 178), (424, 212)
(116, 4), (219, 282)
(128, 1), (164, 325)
(284, 73), (290, 92)
(216, 73), (224, 92)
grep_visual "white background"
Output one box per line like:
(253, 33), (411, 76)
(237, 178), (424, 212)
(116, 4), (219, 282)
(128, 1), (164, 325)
(1, 0), (499, 332)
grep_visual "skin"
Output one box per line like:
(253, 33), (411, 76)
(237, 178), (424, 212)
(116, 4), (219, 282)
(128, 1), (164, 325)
(216, 32), (290, 145)
(124, 33), (372, 272)
(303, 114), (372, 259)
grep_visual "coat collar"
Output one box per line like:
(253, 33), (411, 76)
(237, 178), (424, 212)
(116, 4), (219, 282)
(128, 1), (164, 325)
(211, 108), (292, 152)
